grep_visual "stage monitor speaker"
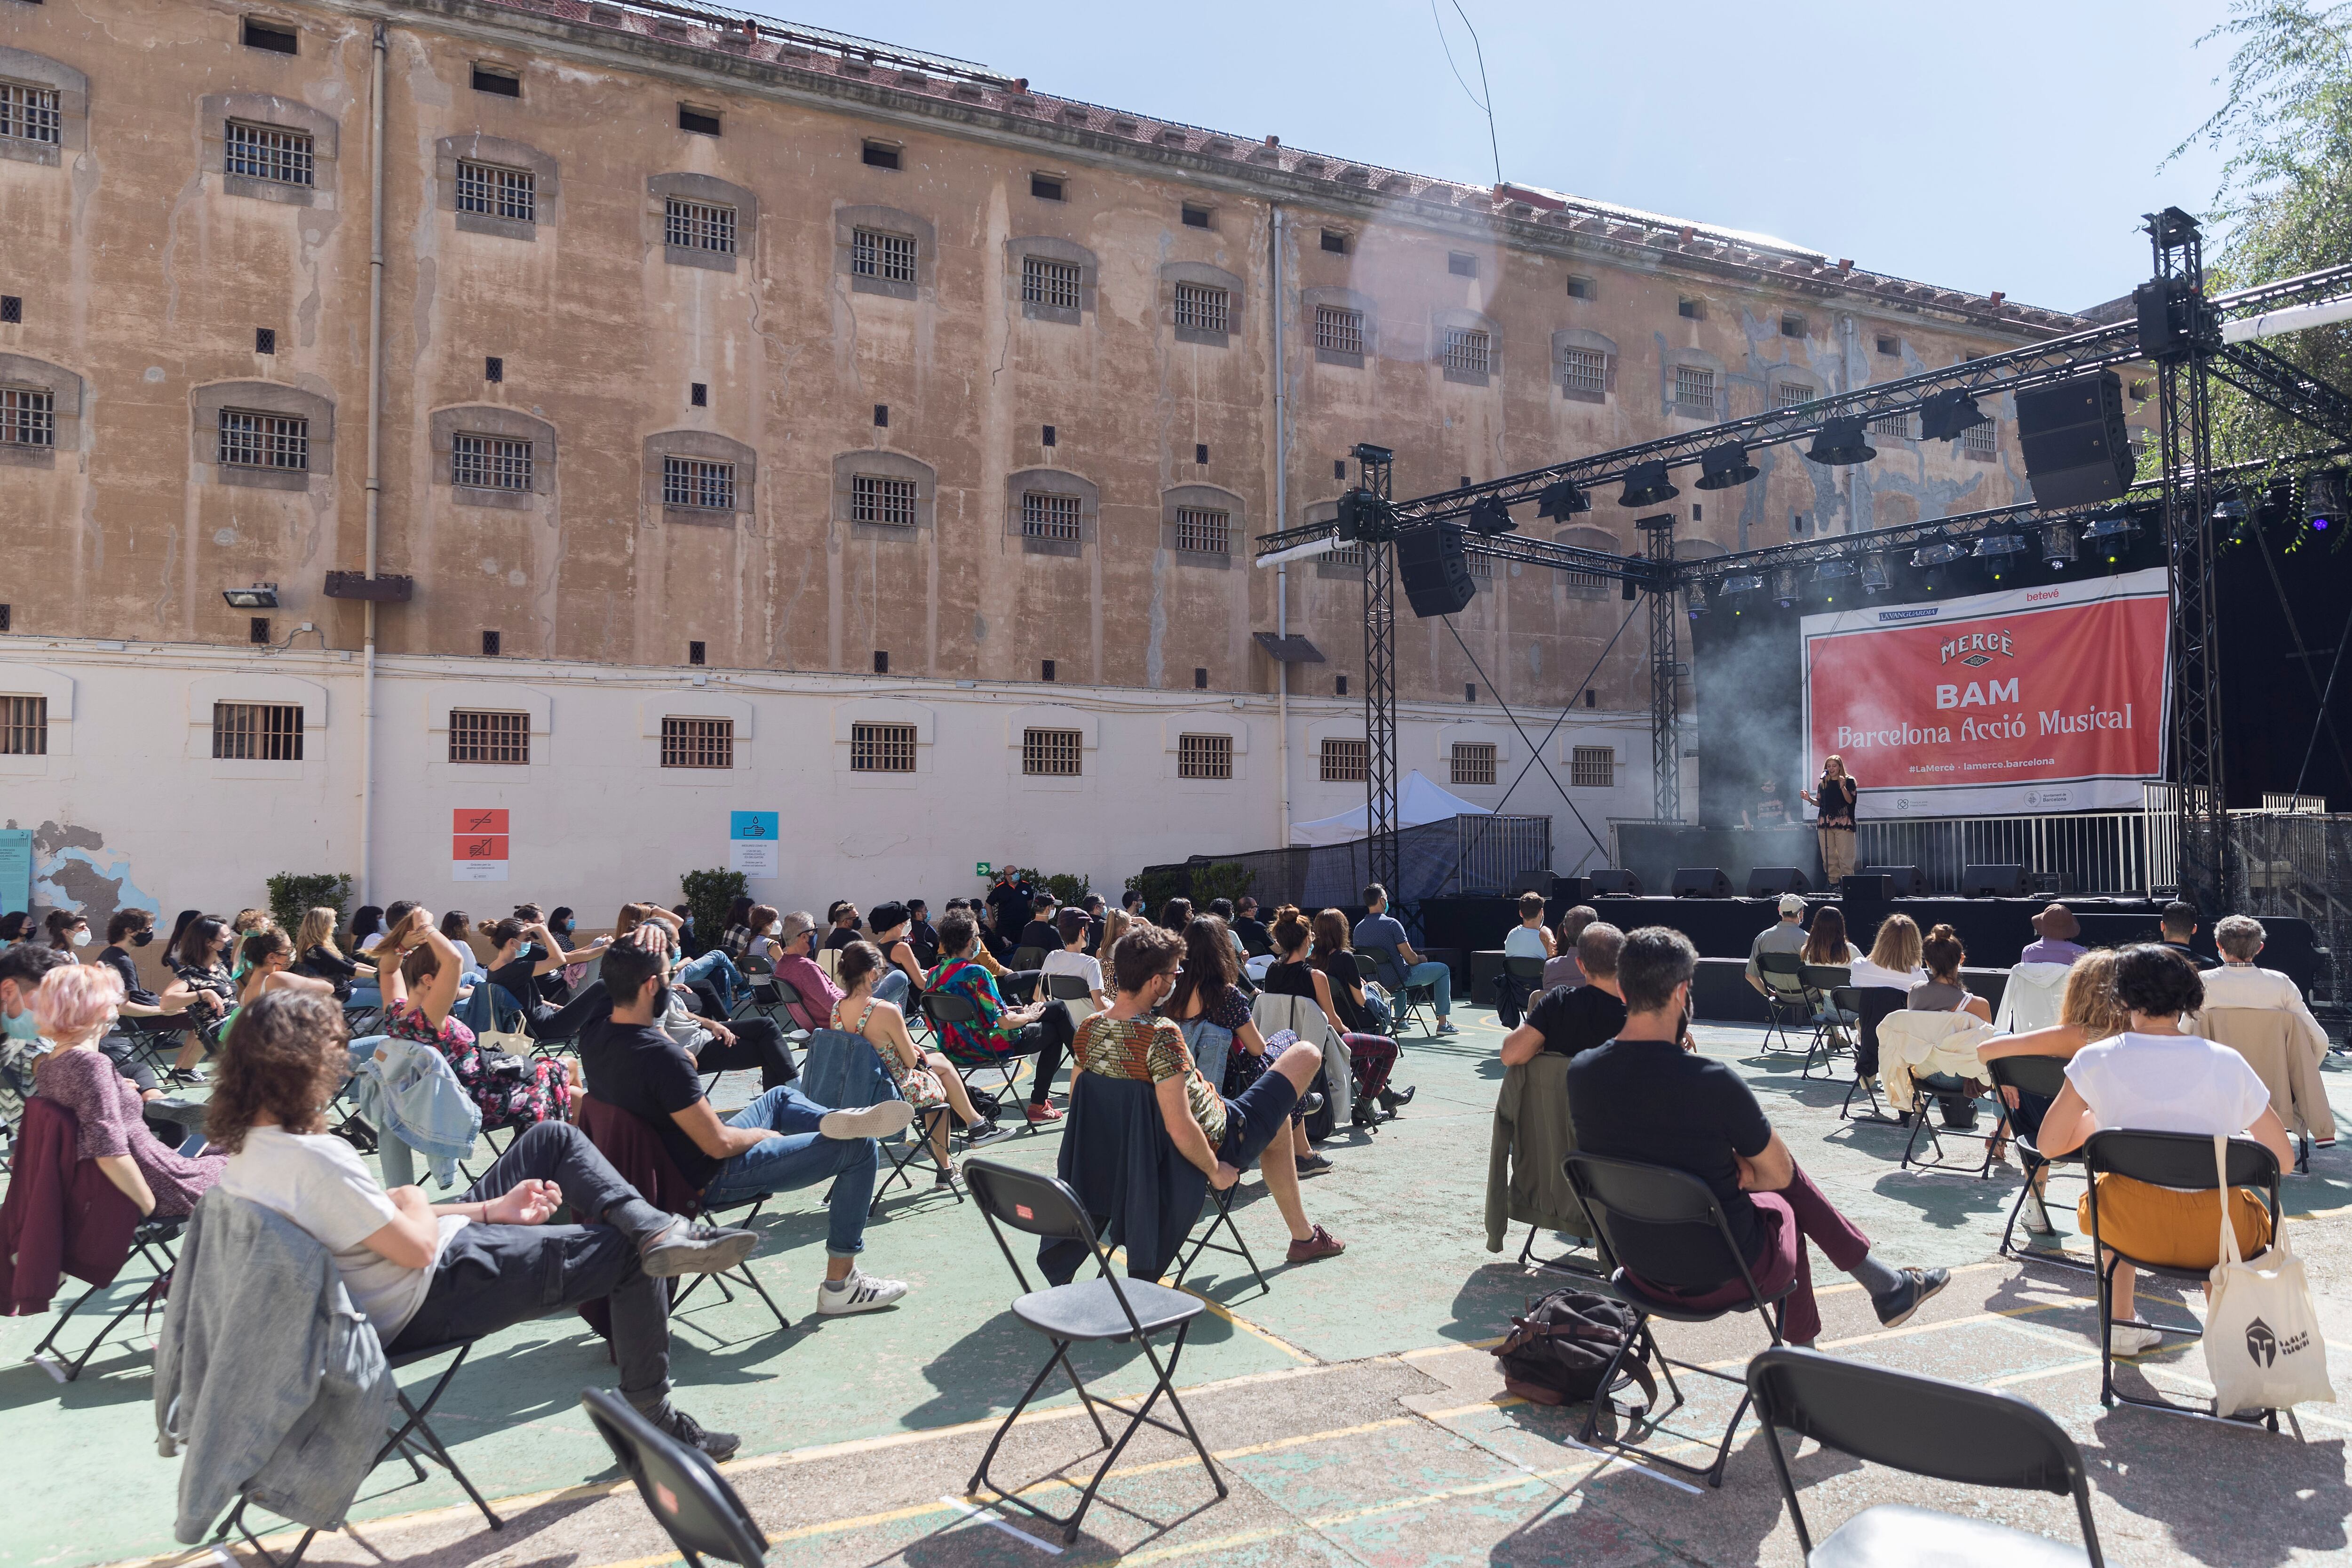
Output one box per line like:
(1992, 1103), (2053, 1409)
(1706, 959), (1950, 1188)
(1962, 863), (2026, 898)
(1746, 867), (1812, 899)
(2015, 370), (2133, 508)
(1861, 864), (1925, 897)
(1395, 527), (1477, 617)
(1672, 867), (1732, 899)
(1587, 868), (1642, 896)
(1553, 876), (1594, 906)
(1840, 873), (1892, 904)
(1510, 871), (1553, 897)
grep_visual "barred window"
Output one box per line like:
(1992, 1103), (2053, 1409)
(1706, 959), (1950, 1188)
(663, 456), (735, 511)
(224, 121), (314, 187)
(212, 702), (304, 761)
(1673, 366), (1716, 412)
(1326, 542), (1365, 568)
(850, 722), (917, 772)
(1319, 737), (1368, 783)
(852, 474), (916, 526)
(1022, 491), (1081, 541)
(1962, 418), (1998, 453)
(1174, 282), (1230, 333)
(448, 709), (529, 764)
(0, 695), (46, 756)
(852, 227), (916, 284)
(1178, 733), (1233, 780)
(660, 716), (734, 769)
(1441, 328), (1492, 376)
(1450, 742), (1497, 787)
(1021, 255), (1081, 310)
(1774, 381), (1814, 410)
(218, 409), (309, 471)
(455, 160), (535, 223)
(0, 80), (61, 145)
(1022, 727), (1083, 777)
(665, 196), (736, 254)
(1174, 507), (1230, 554)
(1314, 305), (1366, 356)
(1570, 746), (1615, 788)
(1561, 347), (1607, 395)
(1868, 409), (1916, 439)
(452, 433), (532, 491)
(0, 387), (53, 447)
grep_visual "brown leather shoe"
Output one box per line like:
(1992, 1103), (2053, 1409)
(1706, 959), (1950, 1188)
(1286, 1224), (1346, 1263)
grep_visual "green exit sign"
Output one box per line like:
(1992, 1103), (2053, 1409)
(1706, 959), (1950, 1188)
(976, 861), (991, 877)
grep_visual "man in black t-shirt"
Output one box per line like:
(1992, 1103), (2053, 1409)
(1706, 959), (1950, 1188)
(1563, 927), (1947, 1347)
(578, 942), (919, 1317)
(1501, 923), (1627, 1067)
(1015, 892), (1062, 958)
(1230, 896), (1273, 958)
(821, 903), (863, 952)
(905, 899), (940, 971)
(985, 873), (1031, 941)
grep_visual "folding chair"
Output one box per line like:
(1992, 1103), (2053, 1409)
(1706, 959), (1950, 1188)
(923, 990), (1028, 1120)
(1501, 955), (1548, 1027)
(1753, 953), (1821, 1060)
(1044, 970), (1098, 1030)
(963, 1158), (1227, 1544)
(1747, 1347), (2106, 1567)
(1840, 988), (1907, 1125)
(1986, 1054), (2093, 1274)
(801, 1027), (959, 1209)
(668, 1187), (791, 1331)
(1873, 1010), (2001, 1177)
(1561, 1151), (1793, 1487)
(1009, 945), (1049, 973)
(1359, 944), (1435, 1037)
(1796, 964), (1857, 1082)
(581, 1388), (770, 1567)
(217, 1338), (501, 1567)
(2082, 1130), (2283, 1427)
(29, 1213), (184, 1383)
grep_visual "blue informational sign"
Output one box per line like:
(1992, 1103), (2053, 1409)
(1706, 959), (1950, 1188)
(0, 829), (28, 916)
(730, 811), (779, 841)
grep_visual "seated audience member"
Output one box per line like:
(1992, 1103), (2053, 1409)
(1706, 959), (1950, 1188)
(46, 907), (93, 955)
(2020, 903), (2089, 966)
(822, 903), (864, 953)
(743, 905), (785, 966)
(1263, 907), (1404, 1126)
(1166, 915), (1308, 1166)
(1799, 906), (1859, 967)
(1074, 923), (1344, 1263)
(2201, 913), (2336, 1148)
(864, 902), (927, 1009)
(905, 899), (941, 971)
(1016, 893), (1063, 958)
(2159, 899), (2221, 970)
(831, 940), (1007, 1178)
(1207, 899), (1248, 962)
(378, 908), (576, 1131)
(1040, 907), (1107, 1010)
(1098, 909), (1136, 971)
(1120, 889), (1148, 919)
(580, 941), (914, 1314)
(212, 990), (758, 1457)
(97, 908), (173, 1012)
(1231, 896), (1274, 959)
(2034, 944), (2296, 1353)
(718, 895), (757, 963)
(674, 918), (747, 1015)
(1502, 923), (1628, 1066)
(290, 906), (368, 1000)
(32, 964), (225, 1215)
(1567, 927), (1948, 1345)
(1908, 924), (1993, 1023)
(1, 945), (78, 1118)
(1850, 913), (1925, 994)
(1311, 907), (1410, 1114)
(768, 912), (845, 1031)
(1744, 894), (1811, 996)
(925, 910), (1075, 1123)
(1359, 883), (1458, 1036)
(1977, 950), (2128, 1235)
(1079, 894), (1107, 956)
(349, 906), (386, 955)
(235, 930), (339, 1018)
(1542, 905), (1600, 991)
(480, 915), (599, 1031)
(1157, 898), (1195, 933)
(0, 909), (32, 949)
(1502, 892), (1557, 961)
(167, 914), (238, 1073)
(438, 910), (488, 985)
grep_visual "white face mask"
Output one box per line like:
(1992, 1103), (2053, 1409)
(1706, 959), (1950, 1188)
(70, 927), (91, 948)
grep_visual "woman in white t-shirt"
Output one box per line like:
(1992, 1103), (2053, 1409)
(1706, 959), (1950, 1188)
(1039, 907), (1107, 1010)
(2036, 944), (2295, 1355)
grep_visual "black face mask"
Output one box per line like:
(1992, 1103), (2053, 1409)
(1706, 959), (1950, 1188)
(130, 930), (153, 948)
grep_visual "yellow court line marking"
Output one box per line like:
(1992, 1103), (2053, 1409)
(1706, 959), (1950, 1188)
(1180, 1287), (1319, 1365)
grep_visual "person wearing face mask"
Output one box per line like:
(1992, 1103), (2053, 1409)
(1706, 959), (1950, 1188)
(167, 914), (238, 1078)
(0, 909), (32, 950)
(45, 908), (93, 956)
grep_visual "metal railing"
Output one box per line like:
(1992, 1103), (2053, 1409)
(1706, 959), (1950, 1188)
(1855, 812), (2153, 896)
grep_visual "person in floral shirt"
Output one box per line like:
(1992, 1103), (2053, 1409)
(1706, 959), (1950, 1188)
(379, 908), (576, 1131)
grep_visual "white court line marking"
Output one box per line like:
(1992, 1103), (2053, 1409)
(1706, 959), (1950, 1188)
(939, 1495), (1067, 1555)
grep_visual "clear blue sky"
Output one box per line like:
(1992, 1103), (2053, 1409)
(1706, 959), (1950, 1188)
(755, 0), (2238, 312)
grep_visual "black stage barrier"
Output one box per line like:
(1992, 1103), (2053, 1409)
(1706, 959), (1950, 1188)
(1616, 823), (1821, 895)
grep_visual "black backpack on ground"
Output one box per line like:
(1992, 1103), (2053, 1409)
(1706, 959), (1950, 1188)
(1490, 1287), (1656, 1408)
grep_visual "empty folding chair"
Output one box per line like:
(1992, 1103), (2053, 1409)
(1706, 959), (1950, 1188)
(581, 1388), (769, 1567)
(1754, 953), (1822, 1060)
(1796, 964), (1858, 1082)
(1986, 1054), (2092, 1273)
(1841, 987), (1907, 1126)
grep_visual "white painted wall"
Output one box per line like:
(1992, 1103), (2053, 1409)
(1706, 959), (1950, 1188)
(0, 637), (1655, 923)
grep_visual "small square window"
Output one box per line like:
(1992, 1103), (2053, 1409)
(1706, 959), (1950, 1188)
(1181, 204), (1212, 229)
(1313, 304), (1366, 358)
(1024, 492), (1081, 541)
(1319, 737), (1367, 782)
(1320, 229), (1349, 254)
(1177, 732), (1232, 778)
(861, 141), (901, 169)
(456, 159), (535, 224)
(450, 709), (528, 763)
(1451, 742), (1497, 787)
(452, 432), (532, 490)
(1567, 275), (1595, 300)
(1448, 251), (1477, 278)
(1774, 380), (1812, 409)
(661, 715), (732, 768)
(1172, 281), (1229, 333)
(0, 693), (41, 756)
(1023, 726), (1083, 776)
(664, 196), (736, 255)
(851, 474), (916, 525)
(1174, 507), (1230, 553)
(1041, 659), (1057, 683)
(1336, 675), (1349, 697)
(1031, 174), (1064, 201)
(1674, 365), (1716, 412)
(481, 630), (501, 656)
(4, 386), (56, 448)
(243, 19), (298, 54)
(212, 701), (303, 760)
(1571, 746), (1615, 788)
(0, 296), (18, 324)
(484, 355), (503, 383)
(1193, 668), (1208, 690)
(1781, 312), (1806, 337)
(678, 104), (721, 136)
(1041, 424), (1057, 447)
(852, 227), (917, 283)
(691, 382), (708, 407)
(254, 327), (276, 355)
(1678, 297), (1704, 320)
(663, 456), (734, 511)
(1440, 328), (1491, 377)
(852, 722), (918, 772)
(1022, 255), (1081, 310)
(250, 616), (271, 644)
(1561, 347), (1608, 396)
(1876, 335), (1900, 357)
(874, 404), (889, 428)
(872, 650), (889, 675)
(471, 64), (520, 97)
(687, 640), (707, 666)
(1194, 442), (1208, 465)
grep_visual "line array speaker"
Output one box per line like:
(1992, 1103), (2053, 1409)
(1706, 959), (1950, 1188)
(1396, 527), (1478, 617)
(2015, 370), (2133, 508)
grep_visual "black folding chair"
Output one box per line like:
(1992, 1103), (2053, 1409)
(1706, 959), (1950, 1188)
(581, 1388), (770, 1566)
(1501, 955), (1548, 1027)
(669, 1190), (791, 1331)
(218, 1338), (500, 1567)
(1561, 1151), (1792, 1487)
(1045, 971), (1095, 1008)
(1754, 953), (1820, 1060)
(963, 1158), (1226, 1544)
(29, 1214), (184, 1382)
(1009, 945), (1049, 974)
(1796, 965), (1857, 1082)
(1166, 1169), (1270, 1297)
(1986, 1054), (2094, 1274)
(1747, 1347), (2106, 1567)
(923, 990), (1029, 1121)
(2082, 1130), (2283, 1426)
(1359, 943), (1435, 1037)
(1840, 987), (1907, 1125)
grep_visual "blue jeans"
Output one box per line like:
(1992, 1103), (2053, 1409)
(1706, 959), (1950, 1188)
(1406, 961), (1454, 1017)
(699, 1084), (876, 1258)
(875, 970), (912, 1010)
(681, 950), (744, 1013)
(348, 984), (381, 1012)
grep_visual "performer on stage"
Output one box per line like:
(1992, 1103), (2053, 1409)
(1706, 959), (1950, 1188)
(1743, 777), (1791, 831)
(1802, 756), (1859, 885)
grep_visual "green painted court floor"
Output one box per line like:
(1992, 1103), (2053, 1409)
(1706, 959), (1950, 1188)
(6, 1006), (2351, 1568)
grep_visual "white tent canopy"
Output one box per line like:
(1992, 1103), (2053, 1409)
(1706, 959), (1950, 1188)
(1289, 769), (1492, 847)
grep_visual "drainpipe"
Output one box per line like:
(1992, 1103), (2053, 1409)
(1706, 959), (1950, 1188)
(360, 20), (386, 902)
(1271, 204), (1291, 848)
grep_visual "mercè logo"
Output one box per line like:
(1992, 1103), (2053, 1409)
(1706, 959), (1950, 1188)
(1939, 629), (2015, 668)
(1877, 607), (1939, 623)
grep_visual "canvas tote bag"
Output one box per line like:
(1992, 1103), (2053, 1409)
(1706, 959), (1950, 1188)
(2204, 1134), (2334, 1417)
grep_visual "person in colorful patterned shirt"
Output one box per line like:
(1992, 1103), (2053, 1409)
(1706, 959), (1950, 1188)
(379, 907), (577, 1133)
(925, 909), (1075, 1123)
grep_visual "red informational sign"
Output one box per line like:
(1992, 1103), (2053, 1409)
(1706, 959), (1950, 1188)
(453, 807), (509, 836)
(1801, 567), (2169, 816)
(452, 834), (509, 863)
(452, 808), (511, 882)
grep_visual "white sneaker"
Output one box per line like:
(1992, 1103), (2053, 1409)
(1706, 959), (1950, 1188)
(818, 1269), (911, 1316)
(2020, 1191), (2057, 1236)
(818, 1101), (915, 1141)
(2110, 1324), (2162, 1357)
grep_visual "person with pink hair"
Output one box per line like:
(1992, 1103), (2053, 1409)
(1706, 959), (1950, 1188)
(32, 964), (226, 1216)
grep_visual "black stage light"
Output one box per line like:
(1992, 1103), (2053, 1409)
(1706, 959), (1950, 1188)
(1806, 415), (1876, 466)
(1861, 553), (1891, 592)
(1685, 579), (1710, 618)
(1919, 389), (1989, 443)
(2082, 510), (2135, 563)
(1536, 479), (1591, 519)
(1974, 532), (2025, 581)
(1693, 442), (1759, 491)
(1617, 460), (1678, 507)
(2042, 523), (2079, 567)
(1911, 541), (1964, 567)
(1467, 495), (1517, 535)
(1812, 557), (1858, 582)
(1773, 568), (1799, 608)
(1719, 572), (1764, 597)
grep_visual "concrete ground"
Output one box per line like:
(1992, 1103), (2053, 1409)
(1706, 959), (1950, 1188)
(8, 1005), (2352, 1568)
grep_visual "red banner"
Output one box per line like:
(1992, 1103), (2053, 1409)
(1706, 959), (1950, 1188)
(1802, 568), (2169, 815)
